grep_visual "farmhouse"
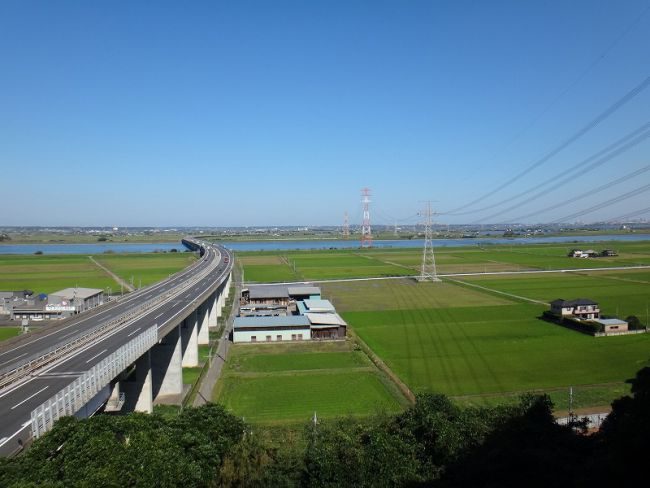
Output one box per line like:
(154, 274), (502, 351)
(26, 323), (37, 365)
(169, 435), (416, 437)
(568, 249), (599, 258)
(550, 298), (600, 320)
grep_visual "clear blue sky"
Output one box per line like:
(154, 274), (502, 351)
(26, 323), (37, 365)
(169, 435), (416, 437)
(1, 0), (649, 227)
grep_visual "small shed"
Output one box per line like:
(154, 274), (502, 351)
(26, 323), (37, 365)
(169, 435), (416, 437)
(305, 313), (347, 340)
(594, 318), (628, 333)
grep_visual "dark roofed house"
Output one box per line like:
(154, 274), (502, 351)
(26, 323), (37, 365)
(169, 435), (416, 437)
(550, 298), (600, 320)
(287, 286), (321, 300)
(242, 285), (291, 306)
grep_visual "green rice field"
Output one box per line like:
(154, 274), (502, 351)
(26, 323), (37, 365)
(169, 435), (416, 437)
(0, 252), (195, 294)
(321, 275), (650, 411)
(237, 240), (650, 282)
(214, 341), (405, 423)
(94, 253), (197, 287)
(0, 254), (118, 293)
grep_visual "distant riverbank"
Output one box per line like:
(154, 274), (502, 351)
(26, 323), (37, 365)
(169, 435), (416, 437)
(2, 234), (650, 254)
(221, 234), (650, 251)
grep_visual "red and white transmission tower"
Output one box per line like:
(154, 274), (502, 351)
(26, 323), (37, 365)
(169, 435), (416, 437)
(360, 188), (372, 248)
(343, 211), (350, 239)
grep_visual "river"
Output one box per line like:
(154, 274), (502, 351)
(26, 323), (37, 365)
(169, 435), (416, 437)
(1, 234), (649, 254)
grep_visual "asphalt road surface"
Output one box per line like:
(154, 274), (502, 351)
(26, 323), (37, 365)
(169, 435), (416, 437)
(0, 240), (232, 456)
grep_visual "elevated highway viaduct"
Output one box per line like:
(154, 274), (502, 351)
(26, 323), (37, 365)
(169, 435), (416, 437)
(0, 239), (234, 456)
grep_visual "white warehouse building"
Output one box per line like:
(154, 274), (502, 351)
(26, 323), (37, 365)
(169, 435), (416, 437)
(232, 316), (312, 343)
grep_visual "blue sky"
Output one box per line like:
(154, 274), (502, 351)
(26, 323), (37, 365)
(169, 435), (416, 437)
(1, 0), (649, 227)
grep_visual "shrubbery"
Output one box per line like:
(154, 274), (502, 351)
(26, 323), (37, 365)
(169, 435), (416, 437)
(2, 368), (650, 486)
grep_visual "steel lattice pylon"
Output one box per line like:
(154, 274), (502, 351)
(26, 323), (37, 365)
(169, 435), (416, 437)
(360, 188), (372, 248)
(418, 201), (440, 282)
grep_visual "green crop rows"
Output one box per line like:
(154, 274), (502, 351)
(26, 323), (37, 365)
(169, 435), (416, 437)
(214, 341), (404, 423)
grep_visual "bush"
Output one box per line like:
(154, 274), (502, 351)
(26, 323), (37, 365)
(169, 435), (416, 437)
(625, 315), (645, 330)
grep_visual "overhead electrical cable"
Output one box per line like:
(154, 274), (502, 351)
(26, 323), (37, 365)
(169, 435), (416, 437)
(449, 121), (650, 218)
(442, 75), (650, 215)
(506, 164), (650, 222)
(473, 130), (650, 224)
(608, 205), (650, 222)
(552, 183), (650, 223)
(451, 2), (650, 205)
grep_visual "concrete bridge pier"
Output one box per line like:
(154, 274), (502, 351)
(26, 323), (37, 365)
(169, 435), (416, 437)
(181, 311), (199, 368)
(208, 291), (218, 329)
(217, 289), (225, 318)
(215, 291), (223, 318)
(224, 273), (231, 299)
(122, 351), (153, 413)
(152, 326), (183, 404)
(198, 302), (209, 345)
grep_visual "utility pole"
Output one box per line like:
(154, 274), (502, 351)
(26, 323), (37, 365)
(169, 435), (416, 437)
(343, 211), (350, 239)
(394, 221), (398, 237)
(417, 201), (440, 282)
(360, 188), (372, 248)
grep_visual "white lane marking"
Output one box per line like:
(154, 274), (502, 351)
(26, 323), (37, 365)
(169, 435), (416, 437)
(11, 386), (49, 410)
(154, 312), (165, 319)
(85, 349), (108, 364)
(60, 331), (78, 339)
(12, 353), (27, 360)
(0, 377), (35, 400)
(127, 327), (142, 337)
(0, 422), (32, 447)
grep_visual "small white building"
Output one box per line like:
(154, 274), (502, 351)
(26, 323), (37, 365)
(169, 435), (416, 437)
(233, 316), (312, 343)
(594, 318), (629, 333)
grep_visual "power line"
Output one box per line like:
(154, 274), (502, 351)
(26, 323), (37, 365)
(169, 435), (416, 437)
(552, 182), (650, 223)
(608, 205), (650, 222)
(447, 121), (650, 218)
(454, 2), (650, 199)
(471, 126), (650, 222)
(509, 164), (650, 222)
(444, 75), (650, 215)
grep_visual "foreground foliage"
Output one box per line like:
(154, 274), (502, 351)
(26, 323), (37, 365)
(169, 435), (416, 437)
(2, 368), (649, 487)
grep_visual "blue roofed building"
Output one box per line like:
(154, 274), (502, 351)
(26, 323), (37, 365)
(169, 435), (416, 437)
(233, 315), (311, 343)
